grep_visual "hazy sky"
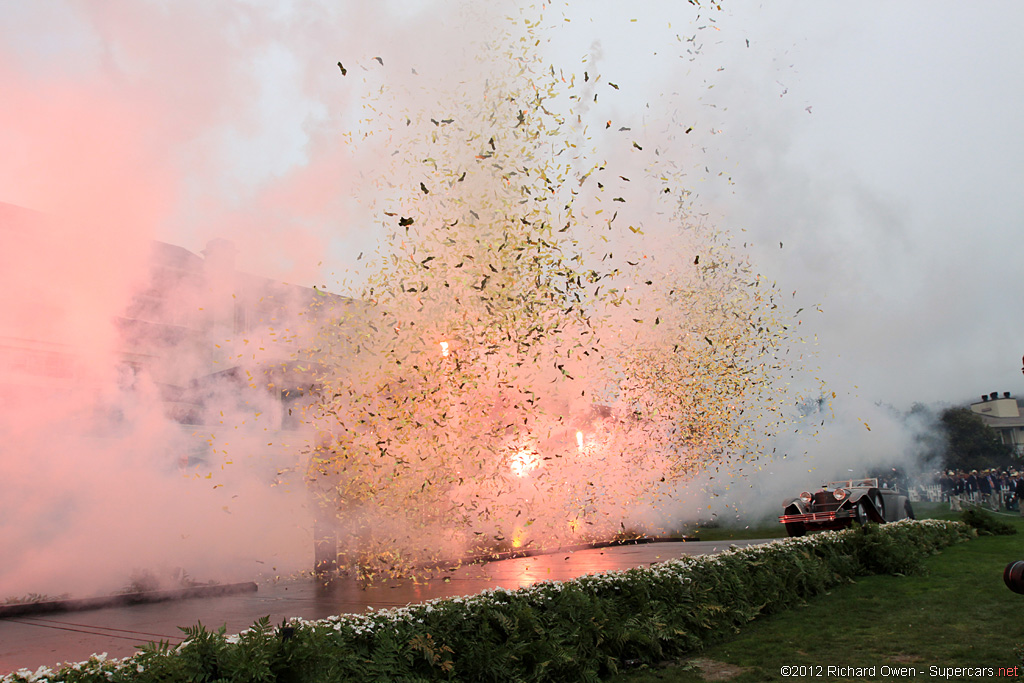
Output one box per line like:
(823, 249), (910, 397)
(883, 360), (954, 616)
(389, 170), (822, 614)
(3, 0), (1022, 411)
(697, 2), (1024, 409)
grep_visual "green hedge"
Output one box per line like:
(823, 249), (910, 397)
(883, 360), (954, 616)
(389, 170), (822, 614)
(959, 508), (1018, 536)
(3, 520), (972, 683)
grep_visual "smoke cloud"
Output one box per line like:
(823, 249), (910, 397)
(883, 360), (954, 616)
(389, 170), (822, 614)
(0, 0), (469, 597)
(4, 1), (1018, 596)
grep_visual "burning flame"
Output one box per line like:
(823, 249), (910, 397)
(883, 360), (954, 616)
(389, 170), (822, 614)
(576, 430), (584, 451)
(439, 341), (449, 357)
(509, 448), (539, 477)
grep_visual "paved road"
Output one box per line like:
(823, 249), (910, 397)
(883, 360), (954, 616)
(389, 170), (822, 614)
(0, 539), (769, 674)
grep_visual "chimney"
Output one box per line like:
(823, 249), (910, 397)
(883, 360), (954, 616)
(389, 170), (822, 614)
(1004, 392), (1011, 399)
(990, 391), (999, 401)
(982, 395), (989, 402)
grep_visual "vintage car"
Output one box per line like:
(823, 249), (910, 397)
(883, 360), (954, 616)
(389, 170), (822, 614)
(779, 477), (915, 537)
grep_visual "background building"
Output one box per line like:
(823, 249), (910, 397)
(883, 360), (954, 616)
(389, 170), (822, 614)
(0, 201), (356, 465)
(970, 391), (1024, 455)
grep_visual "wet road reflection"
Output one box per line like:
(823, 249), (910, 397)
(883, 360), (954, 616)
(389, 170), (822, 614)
(0, 539), (768, 673)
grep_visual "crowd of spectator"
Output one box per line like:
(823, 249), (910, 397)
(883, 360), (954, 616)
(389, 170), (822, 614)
(929, 469), (1024, 515)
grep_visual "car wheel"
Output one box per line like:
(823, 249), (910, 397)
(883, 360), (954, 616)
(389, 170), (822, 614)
(855, 500), (871, 526)
(904, 501), (916, 520)
(783, 505), (806, 537)
(871, 494), (885, 521)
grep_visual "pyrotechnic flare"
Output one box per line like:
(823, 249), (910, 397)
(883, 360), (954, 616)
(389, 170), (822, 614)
(301, 4), (804, 581)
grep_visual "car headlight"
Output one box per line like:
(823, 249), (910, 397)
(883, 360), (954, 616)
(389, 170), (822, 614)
(833, 488), (848, 501)
(799, 491), (813, 505)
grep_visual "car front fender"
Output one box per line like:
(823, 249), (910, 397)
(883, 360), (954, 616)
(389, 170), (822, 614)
(848, 489), (885, 523)
(781, 498), (807, 514)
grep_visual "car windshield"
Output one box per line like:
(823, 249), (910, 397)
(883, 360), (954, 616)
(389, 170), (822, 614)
(825, 478), (878, 489)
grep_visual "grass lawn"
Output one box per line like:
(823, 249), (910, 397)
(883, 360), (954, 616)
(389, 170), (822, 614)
(609, 504), (1024, 683)
(689, 522), (789, 542)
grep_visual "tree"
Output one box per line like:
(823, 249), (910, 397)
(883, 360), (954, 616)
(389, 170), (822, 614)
(939, 407), (1014, 471)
